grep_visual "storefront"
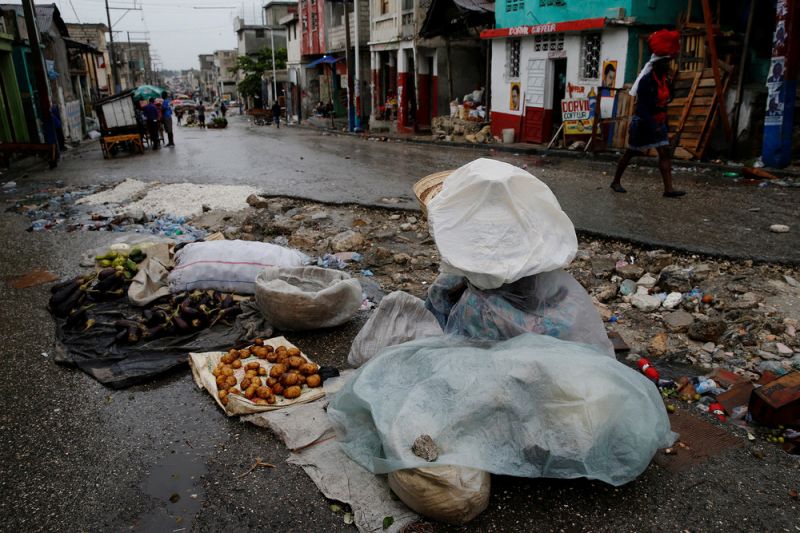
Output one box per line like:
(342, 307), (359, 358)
(482, 18), (635, 144)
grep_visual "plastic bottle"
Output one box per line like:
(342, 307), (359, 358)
(708, 402), (726, 422)
(637, 357), (659, 382)
(695, 378), (718, 395)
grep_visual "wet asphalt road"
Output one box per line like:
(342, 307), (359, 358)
(1, 120), (799, 532)
(6, 115), (799, 263)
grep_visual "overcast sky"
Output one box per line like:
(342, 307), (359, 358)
(53, 0), (266, 70)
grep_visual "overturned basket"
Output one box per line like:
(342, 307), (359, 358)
(413, 170), (453, 217)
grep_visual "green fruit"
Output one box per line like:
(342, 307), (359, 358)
(99, 259), (112, 267)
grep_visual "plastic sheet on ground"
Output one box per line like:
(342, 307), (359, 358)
(427, 158), (577, 290)
(348, 291), (442, 368)
(426, 270), (614, 356)
(54, 301), (272, 388)
(328, 334), (676, 487)
(242, 373), (420, 533)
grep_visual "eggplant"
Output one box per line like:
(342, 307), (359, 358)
(145, 324), (167, 339)
(221, 294), (234, 309)
(191, 318), (203, 329)
(173, 316), (190, 331)
(49, 282), (79, 307)
(93, 271), (124, 292)
(97, 267), (117, 280)
(50, 276), (81, 294)
(115, 329), (129, 342)
(53, 290), (85, 318)
(127, 325), (139, 343)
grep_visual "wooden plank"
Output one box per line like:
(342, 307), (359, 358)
(696, 73), (732, 158)
(702, 0), (732, 141)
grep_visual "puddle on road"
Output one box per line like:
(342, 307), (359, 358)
(133, 442), (208, 531)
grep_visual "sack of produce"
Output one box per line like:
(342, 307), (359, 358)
(329, 334), (675, 487)
(388, 466), (490, 525)
(168, 240), (307, 294)
(348, 291), (442, 368)
(255, 266), (362, 331)
(427, 158), (577, 290)
(425, 269), (614, 356)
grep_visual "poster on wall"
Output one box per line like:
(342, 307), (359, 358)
(65, 100), (82, 141)
(510, 82), (521, 111)
(601, 60), (617, 92)
(561, 98), (594, 135)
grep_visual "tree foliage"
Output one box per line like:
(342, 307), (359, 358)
(231, 47), (288, 98)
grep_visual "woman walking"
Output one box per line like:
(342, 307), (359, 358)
(611, 30), (685, 198)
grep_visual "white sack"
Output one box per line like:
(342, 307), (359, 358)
(348, 291), (443, 368)
(427, 158), (578, 290)
(168, 240), (307, 294)
(388, 466), (490, 525)
(255, 266), (362, 330)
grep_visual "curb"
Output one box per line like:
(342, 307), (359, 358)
(292, 122), (800, 180)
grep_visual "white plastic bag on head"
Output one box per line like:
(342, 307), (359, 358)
(427, 158), (577, 290)
(348, 291), (442, 368)
(255, 266), (362, 330)
(388, 466), (490, 525)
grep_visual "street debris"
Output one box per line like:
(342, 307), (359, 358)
(7, 269), (59, 289)
(5, 162), (797, 529)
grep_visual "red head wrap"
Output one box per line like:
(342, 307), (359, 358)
(648, 29), (680, 57)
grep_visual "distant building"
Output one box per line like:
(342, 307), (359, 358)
(213, 49), (238, 100)
(115, 41), (153, 90)
(65, 22), (111, 97)
(198, 53), (215, 98)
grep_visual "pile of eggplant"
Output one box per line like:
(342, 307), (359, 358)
(114, 290), (244, 343)
(49, 268), (129, 329)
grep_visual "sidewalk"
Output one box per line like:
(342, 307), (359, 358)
(298, 120), (800, 179)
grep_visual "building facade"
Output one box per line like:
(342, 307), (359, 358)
(65, 22), (110, 97)
(483, 0), (683, 143)
(198, 53), (215, 98)
(213, 49), (238, 100)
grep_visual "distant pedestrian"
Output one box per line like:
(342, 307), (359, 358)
(176, 108), (184, 126)
(196, 103), (206, 129)
(611, 29), (684, 198)
(220, 101), (227, 117)
(142, 97), (160, 150)
(271, 101), (282, 128)
(161, 91), (175, 146)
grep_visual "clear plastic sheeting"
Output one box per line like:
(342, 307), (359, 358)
(427, 158), (577, 290)
(348, 291), (443, 368)
(426, 270), (614, 356)
(329, 334), (675, 487)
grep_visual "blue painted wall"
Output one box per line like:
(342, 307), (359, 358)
(496, 0), (683, 29)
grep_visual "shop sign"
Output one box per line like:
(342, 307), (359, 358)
(561, 98), (593, 135)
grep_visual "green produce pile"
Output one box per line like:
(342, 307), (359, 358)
(95, 247), (147, 279)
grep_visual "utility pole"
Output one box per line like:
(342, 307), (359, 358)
(353, 0), (361, 131)
(21, 0), (55, 147)
(105, 0), (119, 92)
(343, 0), (353, 131)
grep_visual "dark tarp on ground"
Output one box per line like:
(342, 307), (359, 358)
(53, 301), (273, 388)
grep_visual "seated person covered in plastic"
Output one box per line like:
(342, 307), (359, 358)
(426, 269), (614, 356)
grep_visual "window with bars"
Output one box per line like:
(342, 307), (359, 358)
(539, 0), (566, 6)
(402, 0), (413, 10)
(533, 33), (564, 52)
(506, 0), (524, 13)
(311, 12), (318, 29)
(581, 33), (601, 79)
(380, 0), (390, 14)
(507, 38), (521, 78)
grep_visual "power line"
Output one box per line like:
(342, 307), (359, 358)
(67, 0), (82, 22)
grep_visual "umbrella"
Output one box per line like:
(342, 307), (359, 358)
(133, 85), (166, 102)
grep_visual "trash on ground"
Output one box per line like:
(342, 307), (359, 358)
(7, 269), (59, 289)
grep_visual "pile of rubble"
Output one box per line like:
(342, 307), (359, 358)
(9, 183), (800, 381)
(431, 117), (493, 144)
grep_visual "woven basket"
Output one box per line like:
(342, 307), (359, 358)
(413, 170), (453, 216)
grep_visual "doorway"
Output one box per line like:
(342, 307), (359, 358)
(551, 58), (567, 132)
